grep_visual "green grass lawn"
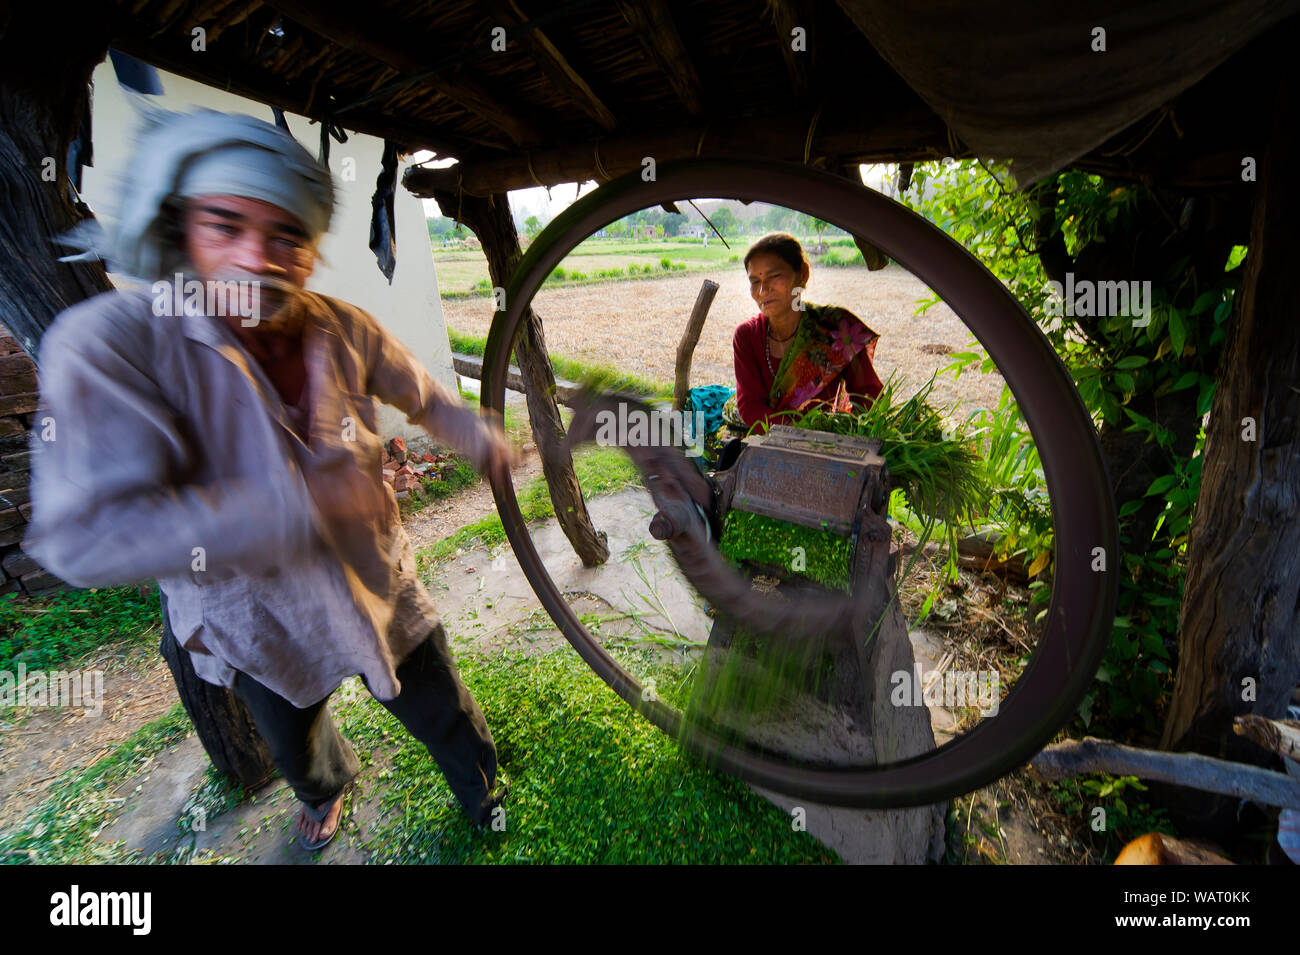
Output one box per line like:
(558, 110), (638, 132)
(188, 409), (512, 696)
(448, 328), (673, 400)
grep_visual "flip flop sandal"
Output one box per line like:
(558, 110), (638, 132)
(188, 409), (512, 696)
(298, 790), (346, 851)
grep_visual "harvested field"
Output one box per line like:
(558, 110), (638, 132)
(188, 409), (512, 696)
(440, 264), (1008, 417)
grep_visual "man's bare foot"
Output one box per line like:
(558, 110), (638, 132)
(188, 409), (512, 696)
(298, 794), (343, 848)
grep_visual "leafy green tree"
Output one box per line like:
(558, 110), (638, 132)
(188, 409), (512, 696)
(903, 160), (1240, 741)
(710, 206), (737, 237)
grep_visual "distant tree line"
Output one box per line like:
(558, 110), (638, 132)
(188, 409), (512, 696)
(430, 203), (849, 243)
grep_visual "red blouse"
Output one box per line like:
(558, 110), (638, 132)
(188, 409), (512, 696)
(732, 312), (884, 434)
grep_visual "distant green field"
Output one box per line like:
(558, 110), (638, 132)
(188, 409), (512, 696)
(431, 234), (825, 296)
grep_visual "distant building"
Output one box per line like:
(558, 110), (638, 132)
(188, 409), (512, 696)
(682, 224), (708, 239)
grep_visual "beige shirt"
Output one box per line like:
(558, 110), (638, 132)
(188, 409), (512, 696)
(24, 284), (493, 707)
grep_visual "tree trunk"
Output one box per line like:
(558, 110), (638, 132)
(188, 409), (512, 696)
(432, 188), (609, 566)
(1159, 77), (1300, 803)
(0, 5), (114, 362)
(158, 592), (276, 789)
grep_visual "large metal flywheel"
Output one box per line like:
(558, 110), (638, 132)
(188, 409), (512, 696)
(481, 159), (1117, 808)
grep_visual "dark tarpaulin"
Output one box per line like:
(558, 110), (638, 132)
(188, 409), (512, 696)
(369, 140), (399, 283)
(835, 0), (1300, 186)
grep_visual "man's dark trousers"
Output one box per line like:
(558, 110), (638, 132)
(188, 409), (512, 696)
(228, 623), (499, 825)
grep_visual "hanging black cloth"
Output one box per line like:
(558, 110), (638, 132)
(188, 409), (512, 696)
(66, 86), (93, 201)
(369, 140), (399, 283)
(317, 118), (348, 166)
(272, 108), (291, 132)
(108, 50), (163, 95)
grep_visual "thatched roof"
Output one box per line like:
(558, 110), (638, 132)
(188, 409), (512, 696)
(100, 1), (1297, 198)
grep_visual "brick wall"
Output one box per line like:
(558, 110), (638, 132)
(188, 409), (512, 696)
(0, 325), (68, 596)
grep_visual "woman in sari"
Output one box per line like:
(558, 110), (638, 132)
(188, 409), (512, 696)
(731, 232), (884, 434)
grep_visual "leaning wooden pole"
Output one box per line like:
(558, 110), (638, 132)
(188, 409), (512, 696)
(1029, 736), (1300, 811)
(431, 188), (609, 566)
(672, 279), (719, 412)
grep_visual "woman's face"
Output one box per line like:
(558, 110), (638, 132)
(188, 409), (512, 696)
(747, 252), (810, 320)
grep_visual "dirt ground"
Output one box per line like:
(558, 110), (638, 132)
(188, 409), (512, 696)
(0, 269), (1064, 863)
(442, 264), (1007, 417)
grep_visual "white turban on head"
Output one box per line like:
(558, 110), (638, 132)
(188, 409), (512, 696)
(62, 106), (335, 281)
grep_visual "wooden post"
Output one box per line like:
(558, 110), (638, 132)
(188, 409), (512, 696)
(0, 6), (114, 361)
(672, 278), (719, 412)
(431, 187), (609, 567)
(158, 593), (276, 789)
(1158, 76), (1300, 825)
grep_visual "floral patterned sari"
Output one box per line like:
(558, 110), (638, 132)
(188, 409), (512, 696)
(768, 303), (880, 418)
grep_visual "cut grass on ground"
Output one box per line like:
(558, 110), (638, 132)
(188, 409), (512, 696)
(347, 645), (839, 864)
(0, 702), (193, 864)
(1, 647), (837, 864)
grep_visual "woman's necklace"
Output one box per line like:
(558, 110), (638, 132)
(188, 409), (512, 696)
(766, 317), (798, 376)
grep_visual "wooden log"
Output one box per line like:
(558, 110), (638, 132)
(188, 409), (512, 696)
(452, 352), (582, 407)
(403, 110), (954, 198)
(1233, 714), (1300, 761)
(263, 0), (543, 146)
(158, 590), (276, 789)
(434, 188), (609, 567)
(1159, 67), (1300, 821)
(1029, 736), (1300, 810)
(901, 533), (1032, 583)
(107, 30), (485, 157)
(615, 0), (705, 117)
(766, 0), (811, 98)
(486, 0), (617, 131)
(672, 279), (720, 412)
(0, 4), (116, 360)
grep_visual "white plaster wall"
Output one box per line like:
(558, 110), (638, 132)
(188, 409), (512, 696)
(81, 62), (455, 441)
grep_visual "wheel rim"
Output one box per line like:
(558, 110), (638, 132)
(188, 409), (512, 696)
(481, 158), (1117, 807)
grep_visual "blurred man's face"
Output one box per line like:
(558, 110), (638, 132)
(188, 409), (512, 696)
(182, 195), (317, 331)
(183, 194), (316, 283)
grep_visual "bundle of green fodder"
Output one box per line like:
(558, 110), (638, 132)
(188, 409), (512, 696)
(718, 373), (991, 589)
(691, 376), (992, 729)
